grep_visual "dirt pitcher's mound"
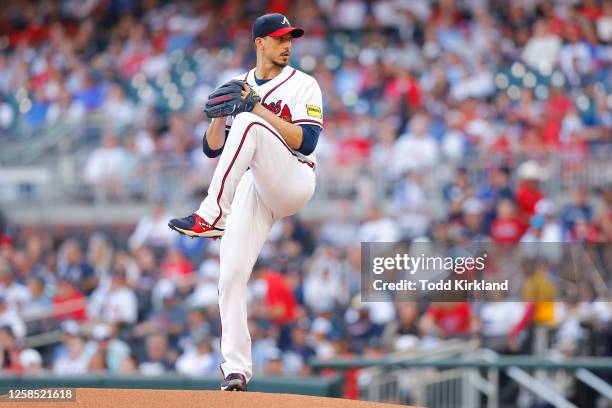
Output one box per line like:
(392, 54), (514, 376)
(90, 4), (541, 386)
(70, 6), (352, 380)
(0, 388), (411, 408)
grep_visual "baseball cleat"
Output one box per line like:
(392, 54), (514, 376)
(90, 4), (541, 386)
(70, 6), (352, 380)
(168, 213), (224, 238)
(220, 373), (247, 391)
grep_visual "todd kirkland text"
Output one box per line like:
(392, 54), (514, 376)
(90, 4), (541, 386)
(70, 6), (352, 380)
(373, 279), (509, 292)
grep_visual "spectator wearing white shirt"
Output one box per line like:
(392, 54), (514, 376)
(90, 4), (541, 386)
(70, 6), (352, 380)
(52, 320), (82, 362)
(334, 0), (368, 30)
(392, 113), (439, 176)
(53, 334), (89, 375)
(391, 171), (429, 239)
(99, 270), (138, 325)
(83, 133), (127, 184)
(128, 203), (176, 251)
(0, 297), (26, 339)
(87, 233), (114, 282)
(190, 257), (220, 308)
(22, 276), (53, 334)
(319, 199), (359, 249)
(521, 19), (561, 71)
(83, 323), (131, 374)
(533, 199), (563, 241)
(560, 107), (585, 146)
(441, 110), (466, 162)
(0, 95), (14, 130)
(357, 206), (401, 243)
(554, 297), (593, 356)
(100, 83), (138, 132)
(46, 89), (86, 125)
(479, 300), (529, 351)
(310, 316), (335, 359)
(304, 263), (346, 314)
(597, 2), (612, 42)
(450, 60), (494, 101)
(559, 25), (595, 87)
(138, 333), (175, 376)
(83, 133), (131, 200)
(520, 205), (563, 263)
(0, 261), (30, 311)
(369, 120), (399, 181)
(175, 331), (218, 377)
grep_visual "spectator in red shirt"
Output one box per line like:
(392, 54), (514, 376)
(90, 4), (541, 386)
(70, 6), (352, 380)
(515, 161), (545, 218)
(336, 120), (372, 167)
(53, 278), (87, 322)
(420, 302), (478, 339)
(251, 264), (298, 351)
(579, 0), (603, 22)
(0, 235), (14, 260)
(384, 69), (422, 109)
(546, 86), (573, 119)
(160, 247), (194, 282)
(490, 199), (527, 243)
(260, 268), (297, 327)
(541, 116), (561, 148)
(569, 217), (600, 243)
(266, 0), (291, 15)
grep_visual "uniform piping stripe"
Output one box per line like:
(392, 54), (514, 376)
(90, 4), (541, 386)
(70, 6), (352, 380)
(211, 121), (315, 228)
(292, 119), (323, 126)
(253, 121), (316, 169)
(262, 69), (296, 103)
(219, 300), (225, 378)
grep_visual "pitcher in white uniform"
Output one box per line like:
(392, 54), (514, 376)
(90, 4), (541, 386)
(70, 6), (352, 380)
(168, 13), (323, 392)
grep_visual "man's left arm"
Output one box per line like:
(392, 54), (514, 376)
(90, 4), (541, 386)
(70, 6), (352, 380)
(252, 103), (304, 149)
(245, 80), (323, 152)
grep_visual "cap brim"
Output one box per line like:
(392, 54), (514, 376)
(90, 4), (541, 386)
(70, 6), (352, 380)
(267, 27), (304, 38)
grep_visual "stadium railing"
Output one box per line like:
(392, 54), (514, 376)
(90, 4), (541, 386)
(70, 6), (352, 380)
(310, 352), (612, 407)
(1, 147), (609, 225)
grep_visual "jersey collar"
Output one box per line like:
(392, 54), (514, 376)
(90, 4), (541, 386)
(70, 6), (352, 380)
(247, 65), (293, 91)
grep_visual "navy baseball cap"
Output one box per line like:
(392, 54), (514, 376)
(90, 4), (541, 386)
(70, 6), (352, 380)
(252, 13), (304, 41)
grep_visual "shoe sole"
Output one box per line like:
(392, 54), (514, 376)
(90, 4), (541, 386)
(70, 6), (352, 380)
(168, 223), (224, 239)
(220, 381), (246, 391)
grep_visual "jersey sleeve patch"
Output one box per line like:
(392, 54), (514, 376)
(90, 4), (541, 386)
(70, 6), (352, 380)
(306, 104), (322, 119)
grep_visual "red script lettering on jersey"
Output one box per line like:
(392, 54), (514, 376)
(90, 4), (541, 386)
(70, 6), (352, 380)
(262, 100), (293, 123)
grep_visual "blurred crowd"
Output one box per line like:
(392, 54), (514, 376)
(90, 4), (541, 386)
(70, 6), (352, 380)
(0, 0), (610, 204)
(0, 193), (610, 382)
(0, 0), (610, 400)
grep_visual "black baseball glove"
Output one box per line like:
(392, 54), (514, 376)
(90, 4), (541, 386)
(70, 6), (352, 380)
(204, 79), (260, 118)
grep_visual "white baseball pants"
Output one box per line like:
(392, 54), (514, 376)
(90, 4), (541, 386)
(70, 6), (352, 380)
(195, 112), (316, 381)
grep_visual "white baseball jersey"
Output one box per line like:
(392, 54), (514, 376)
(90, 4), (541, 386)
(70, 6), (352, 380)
(225, 65), (323, 165)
